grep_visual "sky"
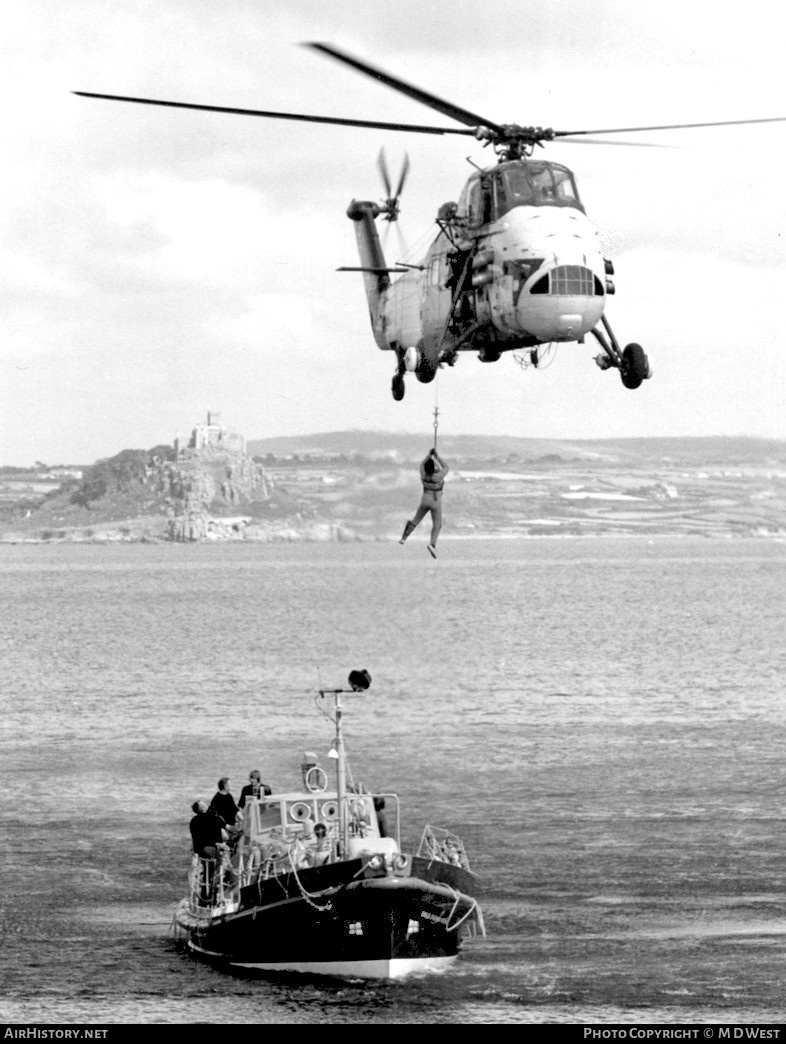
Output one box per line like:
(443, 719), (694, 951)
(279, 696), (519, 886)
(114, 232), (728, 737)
(2, 0), (786, 464)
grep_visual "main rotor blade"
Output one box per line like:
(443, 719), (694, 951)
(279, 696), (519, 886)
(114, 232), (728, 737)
(305, 42), (503, 134)
(555, 115), (786, 137)
(337, 266), (410, 274)
(557, 136), (674, 148)
(72, 91), (477, 136)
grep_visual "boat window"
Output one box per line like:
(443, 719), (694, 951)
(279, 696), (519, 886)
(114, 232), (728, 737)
(256, 803), (286, 831)
(494, 161), (584, 218)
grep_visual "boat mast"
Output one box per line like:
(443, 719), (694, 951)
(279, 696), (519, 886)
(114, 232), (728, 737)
(320, 670), (371, 860)
(335, 689), (347, 857)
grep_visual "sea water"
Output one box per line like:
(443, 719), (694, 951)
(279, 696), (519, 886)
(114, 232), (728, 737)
(1, 537), (785, 1025)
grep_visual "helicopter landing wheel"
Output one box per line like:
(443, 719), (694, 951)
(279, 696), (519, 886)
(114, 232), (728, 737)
(391, 373), (405, 401)
(415, 360), (437, 384)
(620, 343), (650, 389)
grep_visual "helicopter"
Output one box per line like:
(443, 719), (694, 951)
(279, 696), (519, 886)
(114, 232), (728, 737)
(75, 43), (786, 402)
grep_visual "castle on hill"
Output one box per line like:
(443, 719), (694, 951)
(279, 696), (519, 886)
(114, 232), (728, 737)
(174, 411), (246, 459)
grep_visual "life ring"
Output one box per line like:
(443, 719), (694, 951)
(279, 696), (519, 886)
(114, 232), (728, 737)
(289, 801), (312, 822)
(305, 766), (328, 793)
(321, 800), (339, 822)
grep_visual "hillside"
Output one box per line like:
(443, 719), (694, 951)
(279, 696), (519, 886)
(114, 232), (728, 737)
(248, 432), (786, 467)
(253, 433), (786, 541)
(2, 431), (782, 543)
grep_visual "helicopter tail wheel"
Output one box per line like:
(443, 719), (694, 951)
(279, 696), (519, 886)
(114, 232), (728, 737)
(392, 373), (405, 400)
(620, 343), (650, 390)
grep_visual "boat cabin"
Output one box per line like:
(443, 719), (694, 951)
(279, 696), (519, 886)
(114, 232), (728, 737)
(456, 159), (584, 227)
(240, 790), (402, 874)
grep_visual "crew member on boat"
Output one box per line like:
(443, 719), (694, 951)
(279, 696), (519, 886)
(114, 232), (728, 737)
(374, 797), (389, 838)
(238, 769), (272, 809)
(189, 800), (227, 858)
(209, 777), (239, 826)
(308, 822), (332, 867)
(189, 800), (227, 901)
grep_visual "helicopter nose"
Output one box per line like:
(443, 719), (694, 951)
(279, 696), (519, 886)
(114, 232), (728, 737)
(515, 265), (605, 338)
(556, 314), (582, 337)
(517, 293), (603, 342)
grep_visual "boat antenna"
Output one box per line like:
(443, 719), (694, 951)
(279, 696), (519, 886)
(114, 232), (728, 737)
(314, 666), (336, 722)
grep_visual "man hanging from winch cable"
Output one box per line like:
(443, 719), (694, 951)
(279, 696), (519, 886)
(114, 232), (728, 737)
(399, 447), (449, 558)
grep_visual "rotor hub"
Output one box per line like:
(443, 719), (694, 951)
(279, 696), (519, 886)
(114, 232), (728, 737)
(475, 123), (557, 159)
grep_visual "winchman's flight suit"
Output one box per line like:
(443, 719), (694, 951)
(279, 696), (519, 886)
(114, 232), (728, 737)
(399, 450), (449, 558)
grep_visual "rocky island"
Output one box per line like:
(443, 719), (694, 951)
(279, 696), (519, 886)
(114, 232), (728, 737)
(0, 413), (354, 544)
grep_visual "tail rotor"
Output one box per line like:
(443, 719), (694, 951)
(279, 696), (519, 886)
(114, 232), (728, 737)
(377, 147), (410, 223)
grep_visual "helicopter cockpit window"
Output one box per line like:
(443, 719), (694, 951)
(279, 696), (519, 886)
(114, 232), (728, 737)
(467, 177), (484, 226)
(457, 174), (489, 227)
(494, 162), (583, 218)
(551, 166), (579, 203)
(496, 166), (535, 207)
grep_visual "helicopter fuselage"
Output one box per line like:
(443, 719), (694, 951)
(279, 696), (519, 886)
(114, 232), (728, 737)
(348, 158), (610, 383)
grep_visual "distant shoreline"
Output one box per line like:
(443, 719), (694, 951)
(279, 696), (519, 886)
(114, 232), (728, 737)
(1, 530), (784, 546)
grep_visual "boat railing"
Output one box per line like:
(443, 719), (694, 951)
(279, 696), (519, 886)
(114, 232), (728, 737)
(416, 825), (472, 871)
(188, 849), (239, 911)
(235, 826), (340, 887)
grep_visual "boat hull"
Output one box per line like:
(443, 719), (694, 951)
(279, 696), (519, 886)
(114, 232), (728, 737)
(173, 864), (478, 981)
(196, 953), (457, 980)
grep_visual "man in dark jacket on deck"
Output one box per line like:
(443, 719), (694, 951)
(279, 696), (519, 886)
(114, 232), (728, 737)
(209, 777), (239, 827)
(238, 769), (272, 809)
(189, 800), (226, 859)
(189, 800), (227, 903)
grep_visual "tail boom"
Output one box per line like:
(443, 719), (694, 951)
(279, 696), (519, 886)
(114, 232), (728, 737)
(347, 200), (391, 350)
